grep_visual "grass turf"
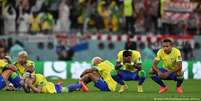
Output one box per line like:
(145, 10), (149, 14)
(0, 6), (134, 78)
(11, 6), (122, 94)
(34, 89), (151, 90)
(0, 79), (201, 101)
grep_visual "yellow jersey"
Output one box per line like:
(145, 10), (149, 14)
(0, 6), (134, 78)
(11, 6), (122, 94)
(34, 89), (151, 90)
(155, 47), (182, 70)
(33, 74), (56, 94)
(96, 60), (117, 92)
(117, 50), (142, 71)
(15, 60), (35, 77)
(0, 59), (8, 74)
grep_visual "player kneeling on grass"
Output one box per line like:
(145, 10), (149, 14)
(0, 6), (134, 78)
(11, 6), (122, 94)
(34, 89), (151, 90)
(112, 50), (145, 93)
(149, 38), (183, 94)
(23, 73), (68, 94)
(0, 58), (22, 90)
(68, 57), (117, 92)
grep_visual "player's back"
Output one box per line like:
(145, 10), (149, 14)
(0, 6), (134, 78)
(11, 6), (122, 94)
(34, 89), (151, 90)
(33, 74), (56, 94)
(97, 60), (117, 91)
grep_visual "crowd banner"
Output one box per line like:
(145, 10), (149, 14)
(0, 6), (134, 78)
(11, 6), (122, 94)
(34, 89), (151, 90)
(162, 0), (198, 21)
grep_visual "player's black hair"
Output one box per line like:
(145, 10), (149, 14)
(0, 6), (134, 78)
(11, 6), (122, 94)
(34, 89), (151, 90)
(123, 50), (132, 57)
(163, 38), (173, 43)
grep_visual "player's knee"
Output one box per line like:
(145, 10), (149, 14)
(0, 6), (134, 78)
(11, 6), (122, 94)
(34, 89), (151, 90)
(9, 72), (22, 88)
(149, 68), (155, 74)
(138, 70), (146, 78)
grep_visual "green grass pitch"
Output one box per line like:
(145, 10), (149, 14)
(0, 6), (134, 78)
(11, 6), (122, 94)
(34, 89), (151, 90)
(0, 79), (200, 101)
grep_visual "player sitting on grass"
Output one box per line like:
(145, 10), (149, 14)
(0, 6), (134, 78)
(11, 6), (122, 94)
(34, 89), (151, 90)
(149, 38), (183, 94)
(112, 50), (145, 93)
(14, 51), (35, 77)
(23, 73), (68, 94)
(0, 57), (22, 90)
(68, 57), (117, 92)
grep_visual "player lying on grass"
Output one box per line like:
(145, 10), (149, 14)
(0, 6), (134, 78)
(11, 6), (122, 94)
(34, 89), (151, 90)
(149, 38), (183, 94)
(23, 73), (68, 94)
(0, 57), (22, 90)
(68, 57), (117, 92)
(112, 50), (145, 93)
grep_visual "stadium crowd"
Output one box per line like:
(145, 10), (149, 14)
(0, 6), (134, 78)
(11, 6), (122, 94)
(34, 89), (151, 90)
(0, 0), (201, 35)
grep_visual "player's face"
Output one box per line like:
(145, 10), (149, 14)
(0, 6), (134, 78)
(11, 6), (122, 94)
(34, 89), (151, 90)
(162, 42), (172, 54)
(94, 59), (102, 66)
(123, 56), (132, 64)
(17, 54), (27, 65)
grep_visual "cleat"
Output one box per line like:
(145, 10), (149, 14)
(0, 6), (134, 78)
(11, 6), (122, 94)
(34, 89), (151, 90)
(137, 85), (144, 93)
(176, 86), (183, 94)
(159, 86), (168, 94)
(80, 80), (88, 92)
(119, 85), (128, 93)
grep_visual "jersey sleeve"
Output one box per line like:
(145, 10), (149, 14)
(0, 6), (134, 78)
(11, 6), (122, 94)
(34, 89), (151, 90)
(175, 49), (182, 62)
(155, 49), (161, 61)
(135, 52), (142, 64)
(0, 60), (8, 69)
(27, 60), (35, 68)
(117, 51), (123, 62)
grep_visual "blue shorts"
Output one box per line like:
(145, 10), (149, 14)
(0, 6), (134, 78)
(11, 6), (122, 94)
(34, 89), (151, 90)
(94, 79), (110, 91)
(158, 68), (177, 80)
(55, 83), (62, 93)
(0, 75), (6, 90)
(8, 72), (22, 88)
(117, 70), (138, 81)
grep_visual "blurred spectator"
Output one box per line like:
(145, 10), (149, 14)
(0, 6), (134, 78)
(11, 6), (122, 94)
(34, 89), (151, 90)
(17, 10), (30, 33)
(123, 0), (135, 34)
(9, 40), (24, 61)
(99, 3), (110, 32)
(139, 42), (155, 61)
(29, 11), (41, 34)
(3, 5), (16, 34)
(110, 0), (120, 32)
(182, 41), (194, 60)
(40, 10), (54, 34)
(58, 0), (71, 32)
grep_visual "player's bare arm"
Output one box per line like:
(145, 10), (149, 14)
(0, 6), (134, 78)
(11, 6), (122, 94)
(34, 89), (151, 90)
(170, 61), (182, 74)
(152, 59), (167, 78)
(134, 63), (141, 70)
(115, 61), (122, 70)
(26, 78), (42, 93)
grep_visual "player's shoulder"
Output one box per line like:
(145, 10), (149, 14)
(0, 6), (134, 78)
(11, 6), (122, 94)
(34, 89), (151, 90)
(156, 48), (164, 54)
(172, 47), (181, 52)
(26, 60), (35, 66)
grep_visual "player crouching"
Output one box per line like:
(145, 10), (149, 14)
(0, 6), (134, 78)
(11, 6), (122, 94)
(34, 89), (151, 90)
(68, 57), (117, 92)
(149, 38), (184, 94)
(22, 73), (68, 94)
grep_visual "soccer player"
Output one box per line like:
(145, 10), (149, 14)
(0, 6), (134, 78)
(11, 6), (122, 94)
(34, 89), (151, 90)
(23, 73), (68, 94)
(14, 51), (35, 77)
(68, 57), (117, 92)
(0, 58), (22, 90)
(150, 38), (183, 94)
(112, 50), (146, 93)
